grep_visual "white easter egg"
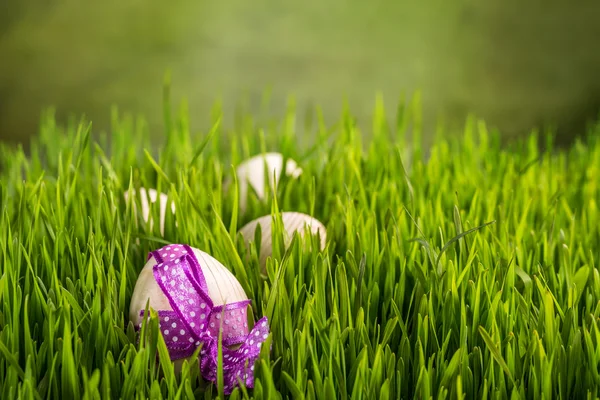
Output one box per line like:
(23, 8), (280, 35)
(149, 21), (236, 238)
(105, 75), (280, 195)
(124, 187), (176, 236)
(233, 153), (302, 212)
(129, 244), (272, 394)
(238, 212), (327, 269)
(129, 244), (250, 372)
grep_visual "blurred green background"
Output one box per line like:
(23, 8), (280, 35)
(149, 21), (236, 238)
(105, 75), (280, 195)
(1, 0), (600, 146)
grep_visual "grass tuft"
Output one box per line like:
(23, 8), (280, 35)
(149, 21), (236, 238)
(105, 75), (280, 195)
(1, 98), (600, 399)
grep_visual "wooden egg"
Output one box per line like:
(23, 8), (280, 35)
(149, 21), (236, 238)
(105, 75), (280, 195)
(129, 244), (251, 372)
(233, 152), (302, 212)
(238, 212), (327, 269)
(124, 187), (176, 236)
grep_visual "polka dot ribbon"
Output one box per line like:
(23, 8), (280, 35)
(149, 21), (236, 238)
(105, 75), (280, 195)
(138, 244), (270, 394)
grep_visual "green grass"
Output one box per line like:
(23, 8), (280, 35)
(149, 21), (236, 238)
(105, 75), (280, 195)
(1, 94), (600, 399)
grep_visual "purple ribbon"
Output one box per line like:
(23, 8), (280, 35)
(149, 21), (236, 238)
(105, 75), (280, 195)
(137, 244), (270, 394)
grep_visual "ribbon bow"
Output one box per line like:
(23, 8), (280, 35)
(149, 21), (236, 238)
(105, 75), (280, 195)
(138, 244), (270, 394)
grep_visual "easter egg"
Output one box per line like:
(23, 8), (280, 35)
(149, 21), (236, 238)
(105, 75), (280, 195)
(232, 152), (302, 212)
(238, 212), (327, 269)
(124, 187), (175, 236)
(129, 244), (270, 393)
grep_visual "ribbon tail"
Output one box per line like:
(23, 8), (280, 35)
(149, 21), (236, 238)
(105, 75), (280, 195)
(198, 317), (271, 394)
(223, 317), (271, 394)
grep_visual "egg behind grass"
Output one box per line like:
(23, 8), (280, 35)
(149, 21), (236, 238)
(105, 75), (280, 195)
(228, 153), (303, 213)
(238, 212), (327, 272)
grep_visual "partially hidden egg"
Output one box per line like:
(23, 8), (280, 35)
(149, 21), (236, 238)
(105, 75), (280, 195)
(238, 212), (327, 270)
(129, 244), (270, 393)
(232, 152), (303, 212)
(124, 187), (176, 236)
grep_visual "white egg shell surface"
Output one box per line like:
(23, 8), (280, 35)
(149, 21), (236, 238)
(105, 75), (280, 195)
(233, 153), (302, 212)
(124, 187), (176, 236)
(129, 246), (249, 329)
(238, 212), (327, 268)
